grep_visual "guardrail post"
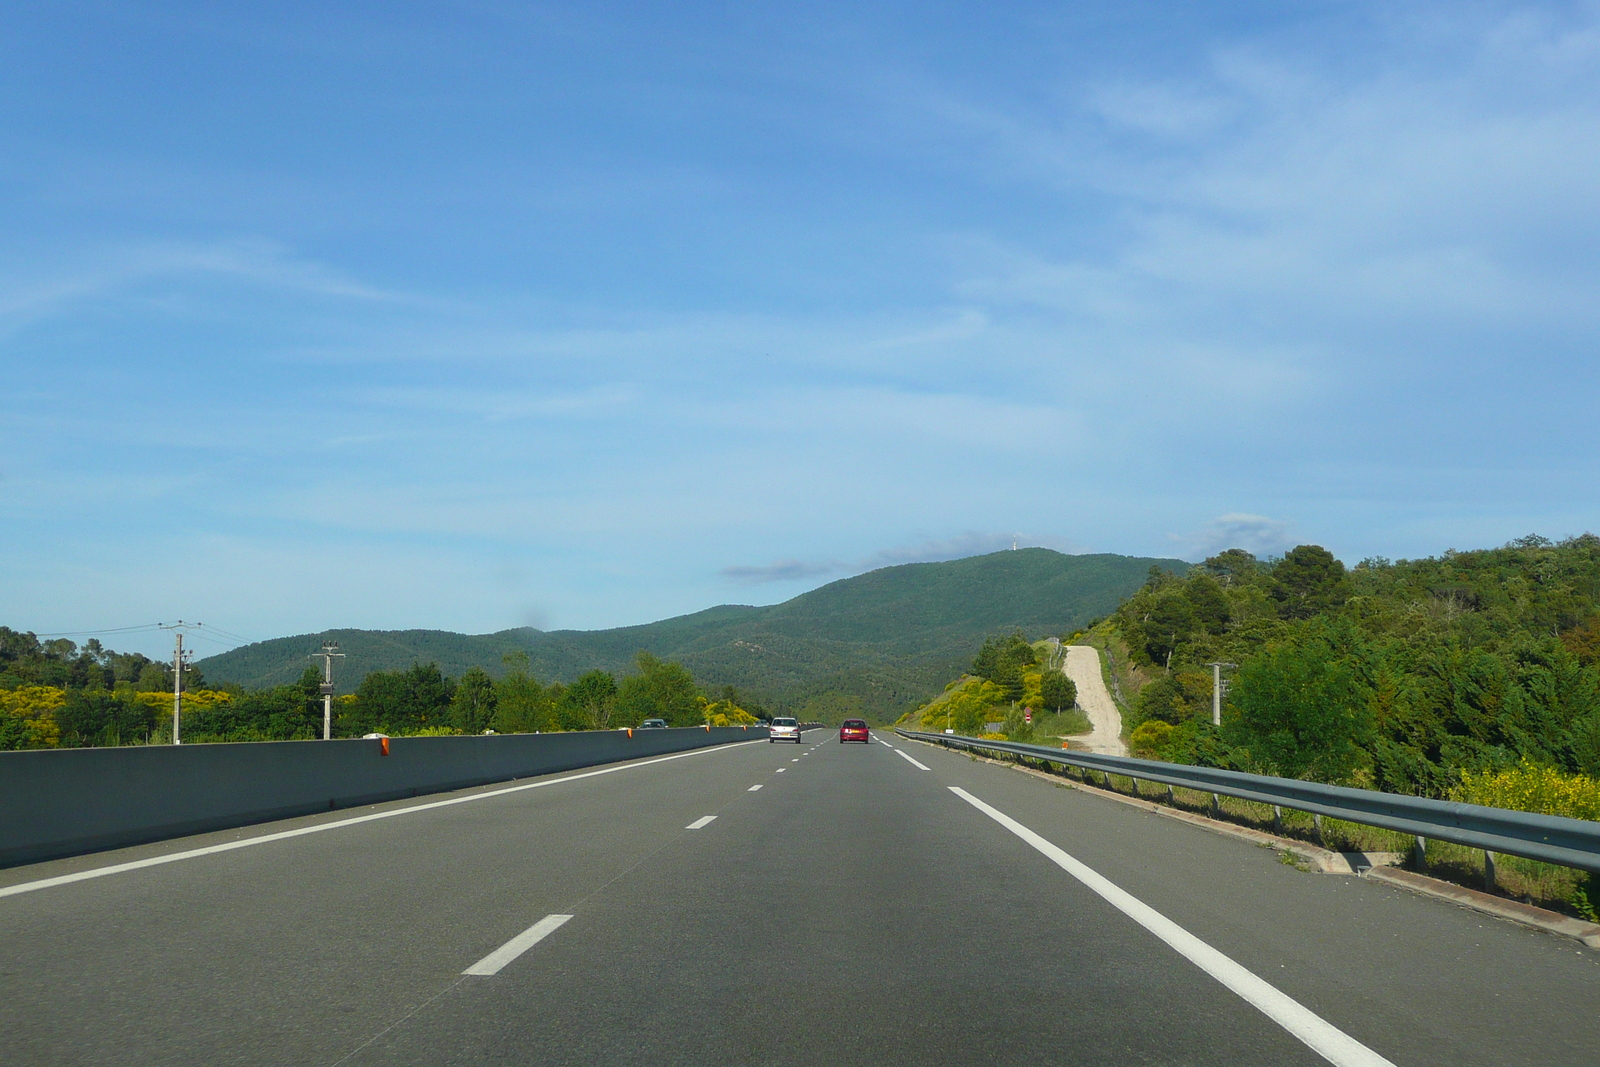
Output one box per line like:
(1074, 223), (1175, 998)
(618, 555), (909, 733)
(1103, 771), (1115, 792)
(1414, 835), (1428, 871)
(1166, 785), (1175, 805)
(1272, 806), (1283, 834)
(1312, 814), (1324, 846)
(1210, 793), (1221, 819)
(1484, 850), (1496, 891)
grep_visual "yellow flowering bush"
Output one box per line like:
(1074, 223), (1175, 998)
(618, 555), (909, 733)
(130, 689), (234, 711)
(906, 676), (1012, 733)
(701, 698), (759, 726)
(1450, 758), (1600, 822)
(0, 686), (66, 747)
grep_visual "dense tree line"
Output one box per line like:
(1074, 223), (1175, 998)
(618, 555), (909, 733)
(1115, 536), (1600, 796)
(1, 634), (761, 750)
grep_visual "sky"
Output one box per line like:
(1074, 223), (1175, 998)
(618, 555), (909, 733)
(4, 0), (1599, 659)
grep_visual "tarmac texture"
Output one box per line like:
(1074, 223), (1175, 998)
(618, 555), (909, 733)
(2, 730), (1597, 1066)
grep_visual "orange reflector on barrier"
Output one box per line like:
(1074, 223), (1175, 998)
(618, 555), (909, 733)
(380, 737), (390, 756)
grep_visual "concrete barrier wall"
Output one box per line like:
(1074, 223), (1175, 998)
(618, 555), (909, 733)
(0, 726), (766, 868)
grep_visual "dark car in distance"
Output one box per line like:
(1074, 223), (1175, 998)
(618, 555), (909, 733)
(839, 719), (869, 743)
(639, 718), (667, 729)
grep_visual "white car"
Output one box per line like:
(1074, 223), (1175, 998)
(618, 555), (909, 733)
(768, 716), (801, 743)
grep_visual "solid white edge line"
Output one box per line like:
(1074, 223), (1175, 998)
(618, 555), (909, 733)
(895, 749), (931, 771)
(0, 739), (769, 900)
(748, 784), (763, 791)
(948, 787), (1396, 1067)
(686, 815), (717, 829)
(462, 913), (573, 976)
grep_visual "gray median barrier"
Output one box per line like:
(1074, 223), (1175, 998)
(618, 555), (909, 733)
(0, 725), (763, 867)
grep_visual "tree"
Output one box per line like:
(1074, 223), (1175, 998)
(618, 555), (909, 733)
(1202, 549), (1262, 586)
(345, 662), (455, 736)
(559, 670), (618, 730)
(55, 689), (155, 746)
(134, 662), (170, 693)
(1133, 672), (1209, 725)
(1136, 591), (1197, 668)
(1185, 574), (1231, 635)
(450, 666), (497, 734)
(971, 632), (1036, 701)
(1225, 623), (1373, 781)
(615, 653), (704, 726)
(494, 653), (553, 733)
(1272, 545), (1350, 620)
(1039, 671), (1077, 713)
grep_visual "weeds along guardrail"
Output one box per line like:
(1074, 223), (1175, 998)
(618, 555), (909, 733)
(896, 729), (1600, 876)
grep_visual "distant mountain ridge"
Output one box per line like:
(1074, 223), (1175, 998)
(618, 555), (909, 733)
(199, 549), (1188, 721)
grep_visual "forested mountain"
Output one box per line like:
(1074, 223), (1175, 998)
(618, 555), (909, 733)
(198, 549), (1184, 721)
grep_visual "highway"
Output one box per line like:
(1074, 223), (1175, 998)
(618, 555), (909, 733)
(2, 731), (1597, 1066)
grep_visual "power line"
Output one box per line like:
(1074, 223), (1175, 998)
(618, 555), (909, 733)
(28, 621), (257, 648)
(29, 624), (169, 638)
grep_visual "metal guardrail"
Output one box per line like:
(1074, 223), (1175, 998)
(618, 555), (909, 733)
(897, 729), (1600, 873)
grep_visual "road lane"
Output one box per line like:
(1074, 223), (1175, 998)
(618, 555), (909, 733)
(2, 728), (1597, 1066)
(339, 736), (1329, 1066)
(0, 735), (805, 1066)
(897, 736), (1600, 1067)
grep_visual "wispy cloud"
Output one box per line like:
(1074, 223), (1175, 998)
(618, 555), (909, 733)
(0, 240), (403, 329)
(722, 532), (1089, 586)
(720, 559), (843, 586)
(1173, 513), (1296, 560)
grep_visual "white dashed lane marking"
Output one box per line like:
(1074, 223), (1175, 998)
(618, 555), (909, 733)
(949, 788), (1396, 1067)
(895, 749), (930, 771)
(463, 914), (573, 977)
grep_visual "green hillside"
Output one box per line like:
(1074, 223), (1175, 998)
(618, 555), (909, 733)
(199, 549), (1186, 721)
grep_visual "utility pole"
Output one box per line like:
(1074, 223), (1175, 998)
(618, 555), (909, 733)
(161, 622), (197, 744)
(1206, 662), (1237, 727)
(312, 641), (345, 740)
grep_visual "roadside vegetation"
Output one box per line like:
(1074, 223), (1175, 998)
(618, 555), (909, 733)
(0, 634), (760, 747)
(899, 632), (1087, 743)
(1084, 534), (1600, 917)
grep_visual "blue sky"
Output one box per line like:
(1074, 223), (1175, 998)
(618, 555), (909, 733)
(4, 1), (1599, 659)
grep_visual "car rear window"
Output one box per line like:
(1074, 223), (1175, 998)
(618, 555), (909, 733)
(843, 720), (867, 728)
(772, 718), (797, 726)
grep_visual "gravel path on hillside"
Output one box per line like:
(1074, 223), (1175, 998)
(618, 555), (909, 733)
(1061, 645), (1127, 756)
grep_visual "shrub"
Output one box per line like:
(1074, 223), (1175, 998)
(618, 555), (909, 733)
(1450, 758), (1600, 821)
(1129, 720), (1173, 759)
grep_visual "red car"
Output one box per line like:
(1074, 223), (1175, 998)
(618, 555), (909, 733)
(839, 719), (870, 743)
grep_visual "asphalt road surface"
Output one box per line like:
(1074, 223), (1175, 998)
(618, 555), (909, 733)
(3, 730), (1598, 1066)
